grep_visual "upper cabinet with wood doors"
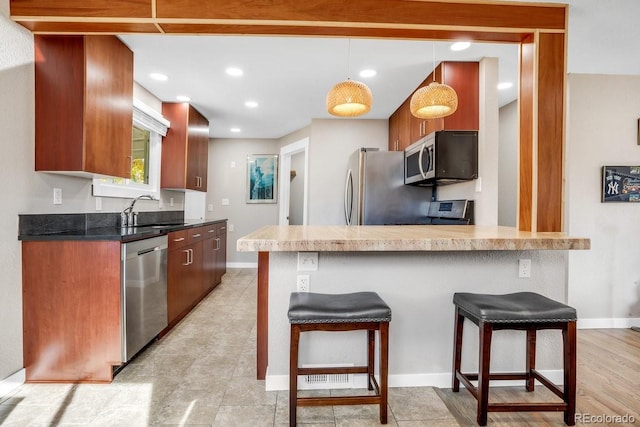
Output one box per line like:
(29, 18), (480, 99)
(161, 103), (210, 192)
(389, 61), (479, 151)
(34, 35), (134, 178)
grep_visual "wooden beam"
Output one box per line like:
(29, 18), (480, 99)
(257, 251), (269, 380)
(519, 35), (536, 232)
(536, 32), (565, 232)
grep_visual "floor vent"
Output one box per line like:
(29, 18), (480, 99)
(302, 363), (354, 387)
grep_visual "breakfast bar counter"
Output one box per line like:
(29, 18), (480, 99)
(237, 225), (589, 389)
(237, 225), (590, 252)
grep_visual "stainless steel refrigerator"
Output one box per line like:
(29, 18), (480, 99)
(344, 148), (431, 225)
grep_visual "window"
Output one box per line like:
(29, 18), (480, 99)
(92, 99), (169, 199)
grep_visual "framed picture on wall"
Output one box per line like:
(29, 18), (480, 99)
(247, 154), (278, 204)
(602, 165), (640, 202)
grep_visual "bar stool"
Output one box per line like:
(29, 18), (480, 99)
(288, 291), (392, 427)
(452, 292), (577, 426)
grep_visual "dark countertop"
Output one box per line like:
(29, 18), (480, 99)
(19, 218), (227, 243)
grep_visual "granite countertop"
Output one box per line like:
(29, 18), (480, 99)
(236, 225), (590, 252)
(18, 212), (227, 242)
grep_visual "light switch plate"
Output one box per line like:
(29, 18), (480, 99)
(53, 188), (62, 205)
(297, 252), (318, 271)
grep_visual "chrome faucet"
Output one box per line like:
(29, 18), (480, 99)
(121, 194), (154, 227)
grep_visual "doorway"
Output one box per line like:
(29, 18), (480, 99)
(279, 138), (309, 225)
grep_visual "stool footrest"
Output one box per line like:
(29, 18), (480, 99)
(298, 395), (382, 407)
(489, 403), (568, 412)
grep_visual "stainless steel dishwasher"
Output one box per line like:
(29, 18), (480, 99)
(121, 235), (168, 361)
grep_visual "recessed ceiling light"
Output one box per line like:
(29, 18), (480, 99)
(359, 69), (377, 78)
(149, 72), (168, 81)
(230, 127), (241, 133)
(176, 95), (191, 102)
(226, 67), (244, 77)
(450, 41), (471, 51)
(497, 82), (514, 90)
(244, 100), (259, 108)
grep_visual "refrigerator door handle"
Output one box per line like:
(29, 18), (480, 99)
(344, 169), (353, 225)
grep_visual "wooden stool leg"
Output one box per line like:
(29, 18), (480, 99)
(380, 322), (389, 424)
(563, 321), (577, 426)
(289, 325), (300, 427)
(477, 321), (493, 426)
(367, 329), (375, 391)
(526, 329), (537, 392)
(452, 307), (464, 392)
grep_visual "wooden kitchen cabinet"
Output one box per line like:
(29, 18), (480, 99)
(390, 61), (479, 150)
(388, 99), (411, 151)
(34, 35), (133, 178)
(167, 228), (203, 325)
(22, 240), (122, 382)
(166, 222), (226, 327)
(200, 222), (228, 294)
(215, 223), (227, 285)
(161, 103), (210, 191)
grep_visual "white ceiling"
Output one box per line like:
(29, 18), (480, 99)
(118, 1), (640, 140)
(119, 35), (519, 139)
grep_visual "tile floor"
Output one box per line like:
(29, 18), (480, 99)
(0, 268), (460, 426)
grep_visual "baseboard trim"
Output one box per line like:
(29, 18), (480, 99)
(227, 262), (257, 269)
(0, 369), (25, 400)
(265, 369), (564, 391)
(578, 318), (640, 329)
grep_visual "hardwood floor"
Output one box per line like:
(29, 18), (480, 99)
(436, 328), (640, 426)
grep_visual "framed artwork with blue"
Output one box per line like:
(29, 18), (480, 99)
(247, 154), (278, 204)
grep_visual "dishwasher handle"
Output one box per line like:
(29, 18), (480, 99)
(138, 246), (161, 256)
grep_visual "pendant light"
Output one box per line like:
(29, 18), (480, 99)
(326, 39), (373, 117)
(410, 42), (458, 119)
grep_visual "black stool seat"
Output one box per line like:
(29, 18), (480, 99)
(453, 292), (577, 323)
(288, 291), (391, 426)
(288, 291), (392, 324)
(452, 291), (577, 426)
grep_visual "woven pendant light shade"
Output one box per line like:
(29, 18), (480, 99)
(326, 79), (373, 117)
(410, 81), (458, 119)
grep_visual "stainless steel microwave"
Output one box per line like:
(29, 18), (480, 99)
(404, 130), (478, 186)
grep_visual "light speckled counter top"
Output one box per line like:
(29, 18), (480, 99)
(237, 225), (590, 252)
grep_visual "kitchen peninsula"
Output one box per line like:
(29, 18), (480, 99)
(237, 225), (589, 390)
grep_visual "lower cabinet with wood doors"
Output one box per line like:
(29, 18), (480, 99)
(166, 220), (227, 327)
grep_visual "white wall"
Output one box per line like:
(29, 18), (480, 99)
(267, 250), (568, 389)
(0, 6), (33, 382)
(206, 138), (280, 265)
(498, 100), (518, 227)
(566, 74), (640, 323)
(307, 119), (388, 224)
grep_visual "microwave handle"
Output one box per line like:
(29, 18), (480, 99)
(418, 143), (428, 179)
(344, 169), (353, 225)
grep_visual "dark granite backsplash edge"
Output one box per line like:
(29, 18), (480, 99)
(19, 211), (185, 236)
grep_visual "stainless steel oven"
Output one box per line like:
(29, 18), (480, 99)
(121, 235), (168, 361)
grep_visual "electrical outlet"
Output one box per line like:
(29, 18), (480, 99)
(297, 275), (310, 292)
(519, 259), (531, 278)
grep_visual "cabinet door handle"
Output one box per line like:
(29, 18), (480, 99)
(173, 237), (185, 242)
(188, 248), (193, 265)
(215, 237), (221, 250)
(182, 249), (190, 266)
(192, 233), (201, 238)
